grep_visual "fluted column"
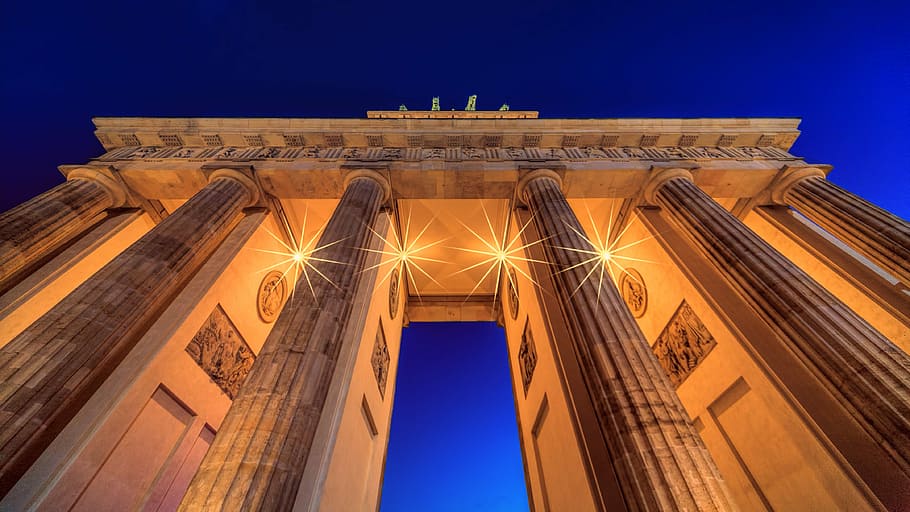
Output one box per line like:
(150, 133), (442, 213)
(771, 168), (910, 285)
(0, 169), (127, 292)
(648, 169), (910, 475)
(0, 170), (258, 496)
(519, 170), (733, 511)
(179, 171), (389, 511)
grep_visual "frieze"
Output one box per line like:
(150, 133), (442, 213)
(98, 145), (796, 163)
(185, 305), (256, 399)
(652, 300), (717, 387)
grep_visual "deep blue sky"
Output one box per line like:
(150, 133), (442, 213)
(1, 1), (908, 217)
(1, 1), (907, 510)
(382, 323), (527, 511)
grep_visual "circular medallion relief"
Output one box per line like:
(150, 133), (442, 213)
(507, 267), (520, 320)
(618, 268), (648, 318)
(388, 265), (401, 319)
(257, 271), (287, 323)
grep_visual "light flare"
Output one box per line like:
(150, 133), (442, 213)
(253, 205), (348, 302)
(451, 203), (550, 302)
(361, 208), (449, 301)
(555, 200), (656, 301)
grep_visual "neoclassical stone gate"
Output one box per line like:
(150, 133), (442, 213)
(0, 110), (908, 511)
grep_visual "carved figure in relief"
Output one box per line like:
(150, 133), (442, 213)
(422, 148), (445, 159)
(462, 148), (484, 159)
(652, 300), (717, 387)
(622, 147), (646, 158)
(258, 147), (281, 158)
(371, 325), (390, 398)
(619, 268), (647, 318)
(185, 305), (255, 399)
(381, 148), (402, 159)
(131, 146), (160, 158)
(518, 322), (537, 394)
(505, 148), (525, 159)
(257, 271), (287, 323)
(583, 147), (607, 158)
(218, 147), (238, 159)
(388, 267), (400, 319)
(507, 267), (519, 320)
(300, 147), (321, 158)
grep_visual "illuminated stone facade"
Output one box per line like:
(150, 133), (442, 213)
(0, 110), (908, 511)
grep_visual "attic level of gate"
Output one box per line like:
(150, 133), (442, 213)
(367, 110), (539, 119)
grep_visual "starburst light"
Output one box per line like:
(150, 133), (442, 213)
(361, 208), (449, 300)
(555, 200), (656, 301)
(451, 203), (550, 302)
(253, 205), (348, 302)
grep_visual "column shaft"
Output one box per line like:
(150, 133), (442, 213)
(0, 179), (114, 292)
(523, 175), (733, 511)
(654, 176), (910, 474)
(179, 176), (385, 511)
(0, 176), (253, 496)
(786, 176), (910, 284)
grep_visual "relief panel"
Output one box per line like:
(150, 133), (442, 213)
(652, 300), (717, 387)
(518, 319), (538, 395)
(185, 304), (255, 399)
(371, 320), (390, 398)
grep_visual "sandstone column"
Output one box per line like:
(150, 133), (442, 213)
(647, 169), (910, 475)
(772, 167), (910, 285)
(179, 171), (389, 512)
(519, 170), (733, 511)
(0, 169), (128, 293)
(0, 170), (258, 496)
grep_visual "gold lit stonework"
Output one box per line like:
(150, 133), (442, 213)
(3, 112), (908, 512)
(256, 271), (287, 323)
(618, 267), (647, 318)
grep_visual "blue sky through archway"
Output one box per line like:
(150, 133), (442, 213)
(381, 322), (529, 512)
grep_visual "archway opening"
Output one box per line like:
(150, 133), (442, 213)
(380, 322), (530, 511)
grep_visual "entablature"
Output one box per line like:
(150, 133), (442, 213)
(91, 117), (801, 152)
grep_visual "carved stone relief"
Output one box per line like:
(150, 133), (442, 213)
(652, 300), (717, 387)
(100, 144), (796, 163)
(185, 305), (255, 399)
(618, 268), (647, 318)
(518, 319), (538, 395)
(371, 320), (390, 399)
(507, 266), (519, 320)
(257, 271), (287, 323)
(388, 266), (400, 319)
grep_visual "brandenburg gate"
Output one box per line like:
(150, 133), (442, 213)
(0, 108), (908, 511)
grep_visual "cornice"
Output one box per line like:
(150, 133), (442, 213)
(91, 117), (802, 152)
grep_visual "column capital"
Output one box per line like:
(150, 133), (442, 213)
(516, 168), (563, 202)
(65, 167), (129, 208)
(343, 168), (391, 202)
(768, 166), (827, 204)
(643, 167), (694, 204)
(206, 168), (261, 206)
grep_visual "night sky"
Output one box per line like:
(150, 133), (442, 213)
(2, 1), (907, 510)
